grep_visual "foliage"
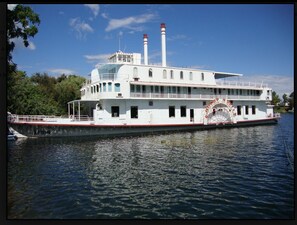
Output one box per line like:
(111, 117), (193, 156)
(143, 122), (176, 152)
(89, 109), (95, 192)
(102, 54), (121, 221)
(6, 5), (87, 116)
(31, 72), (57, 98)
(54, 75), (86, 114)
(7, 70), (86, 115)
(288, 91), (294, 109)
(7, 4), (40, 69)
(271, 91), (281, 106)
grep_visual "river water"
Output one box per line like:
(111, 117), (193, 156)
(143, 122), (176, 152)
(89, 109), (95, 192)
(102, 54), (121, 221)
(7, 113), (294, 219)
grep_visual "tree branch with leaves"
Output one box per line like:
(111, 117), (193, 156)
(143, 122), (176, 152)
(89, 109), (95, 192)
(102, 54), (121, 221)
(7, 4), (40, 70)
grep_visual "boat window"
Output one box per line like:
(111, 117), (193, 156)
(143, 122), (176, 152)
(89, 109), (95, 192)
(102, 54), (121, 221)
(150, 86), (154, 93)
(142, 85), (146, 92)
(245, 105), (249, 115)
(136, 85), (141, 92)
(189, 72), (193, 80)
(115, 83), (121, 92)
(181, 106), (186, 117)
(228, 89), (230, 95)
(201, 73), (204, 81)
(91, 86), (93, 94)
(155, 86), (159, 93)
(170, 70), (174, 79)
(130, 84), (135, 92)
(131, 106), (138, 119)
(188, 87), (191, 95)
(252, 105), (256, 114)
(169, 106), (175, 117)
(180, 71), (183, 80)
(103, 83), (106, 92)
(99, 83), (102, 92)
(237, 106), (241, 115)
(111, 106), (119, 117)
(149, 68), (153, 77)
(97, 84), (99, 92)
(108, 82), (112, 92)
(163, 69), (167, 79)
(160, 86), (164, 93)
(133, 67), (138, 78)
(149, 101), (153, 106)
(240, 89), (242, 95)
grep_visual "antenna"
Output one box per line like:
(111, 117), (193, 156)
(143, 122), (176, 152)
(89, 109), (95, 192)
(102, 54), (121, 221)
(118, 35), (121, 51)
(118, 31), (123, 51)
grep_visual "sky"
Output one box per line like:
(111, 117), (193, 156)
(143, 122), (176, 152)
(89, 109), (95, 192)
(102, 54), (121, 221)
(8, 4), (294, 97)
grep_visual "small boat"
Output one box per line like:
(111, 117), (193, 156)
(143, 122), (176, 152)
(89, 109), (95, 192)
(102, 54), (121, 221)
(7, 129), (17, 141)
(288, 107), (294, 113)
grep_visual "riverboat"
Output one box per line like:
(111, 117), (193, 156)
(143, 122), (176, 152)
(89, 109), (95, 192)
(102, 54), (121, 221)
(8, 23), (279, 138)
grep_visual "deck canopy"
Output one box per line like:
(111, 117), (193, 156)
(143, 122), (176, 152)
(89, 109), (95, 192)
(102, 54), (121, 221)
(214, 72), (242, 79)
(67, 100), (98, 120)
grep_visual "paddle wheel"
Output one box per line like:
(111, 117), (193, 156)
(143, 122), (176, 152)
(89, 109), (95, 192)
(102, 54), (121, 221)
(203, 98), (237, 125)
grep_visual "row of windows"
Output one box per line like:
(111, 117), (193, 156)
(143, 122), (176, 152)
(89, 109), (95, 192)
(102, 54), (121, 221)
(134, 67), (204, 81)
(110, 104), (257, 119)
(237, 105), (256, 115)
(82, 82), (121, 95)
(227, 89), (260, 96)
(131, 84), (261, 96)
(111, 105), (188, 119)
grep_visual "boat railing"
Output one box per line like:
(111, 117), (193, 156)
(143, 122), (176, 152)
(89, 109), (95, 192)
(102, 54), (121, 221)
(130, 93), (261, 100)
(8, 114), (68, 123)
(99, 73), (116, 81)
(71, 115), (93, 121)
(216, 81), (269, 88)
(8, 114), (94, 123)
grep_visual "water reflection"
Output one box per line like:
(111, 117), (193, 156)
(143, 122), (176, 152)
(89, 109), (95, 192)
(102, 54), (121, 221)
(8, 114), (294, 219)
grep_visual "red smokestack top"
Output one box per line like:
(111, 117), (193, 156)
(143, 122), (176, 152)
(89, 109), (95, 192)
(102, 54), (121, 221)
(143, 34), (148, 38)
(160, 23), (166, 29)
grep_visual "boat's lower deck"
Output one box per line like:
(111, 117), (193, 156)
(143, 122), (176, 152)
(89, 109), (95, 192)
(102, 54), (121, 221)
(9, 117), (278, 138)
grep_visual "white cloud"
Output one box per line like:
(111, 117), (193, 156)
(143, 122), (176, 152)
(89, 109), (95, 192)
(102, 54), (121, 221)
(69, 17), (94, 39)
(27, 41), (36, 50)
(84, 54), (111, 65)
(84, 4), (100, 18)
(101, 13), (109, 19)
(10, 37), (36, 51)
(230, 74), (294, 96)
(105, 13), (157, 32)
(47, 69), (75, 75)
(7, 4), (17, 10)
(167, 34), (189, 41)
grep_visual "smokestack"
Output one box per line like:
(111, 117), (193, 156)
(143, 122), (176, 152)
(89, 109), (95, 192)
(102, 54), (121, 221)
(160, 23), (166, 67)
(143, 34), (148, 65)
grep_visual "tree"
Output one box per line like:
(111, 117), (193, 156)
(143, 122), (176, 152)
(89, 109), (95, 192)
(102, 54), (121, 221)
(31, 72), (57, 98)
(288, 92), (294, 109)
(271, 91), (281, 106)
(7, 70), (60, 115)
(282, 93), (288, 106)
(54, 75), (86, 114)
(7, 4), (40, 70)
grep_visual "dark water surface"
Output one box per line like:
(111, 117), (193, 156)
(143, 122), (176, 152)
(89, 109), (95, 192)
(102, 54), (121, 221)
(7, 113), (294, 219)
